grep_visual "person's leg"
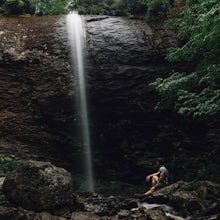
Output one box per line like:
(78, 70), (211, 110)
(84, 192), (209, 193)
(144, 186), (155, 196)
(142, 175), (158, 197)
(144, 182), (165, 197)
(152, 175), (159, 186)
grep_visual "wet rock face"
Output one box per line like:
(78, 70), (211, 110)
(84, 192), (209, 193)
(0, 15), (211, 183)
(0, 15), (182, 177)
(85, 17), (155, 64)
(0, 16), (81, 165)
(83, 16), (186, 181)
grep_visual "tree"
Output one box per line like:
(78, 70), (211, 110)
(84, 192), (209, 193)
(150, 0), (220, 120)
(67, 0), (148, 16)
(28, 0), (69, 15)
(0, 0), (69, 15)
(3, 0), (26, 14)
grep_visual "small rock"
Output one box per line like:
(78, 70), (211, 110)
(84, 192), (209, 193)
(117, 209), (130, 218)
(0, 177), (5, 190)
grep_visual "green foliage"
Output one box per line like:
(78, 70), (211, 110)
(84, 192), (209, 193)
(67, 0), (148, 16)
(197, 163), (220, 181)
(28, 0), (69, 15)
(3, 0), (26, 14)
(150, 0), (220, 119)
(0, 194), (6, 203)
(0, 156), (20, 175)
(67, 0), (175, 19)
(0, 0), (69, 15)
(0, 156), (20, 203)
(0, 0), (174, 17)
(147, 0), (168, 19)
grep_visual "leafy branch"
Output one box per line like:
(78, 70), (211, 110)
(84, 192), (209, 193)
(150, 0), (220, 119)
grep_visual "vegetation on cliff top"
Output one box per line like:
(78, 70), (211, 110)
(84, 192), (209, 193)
(0, 0), (69, 15)
(0, 0), (180, 17)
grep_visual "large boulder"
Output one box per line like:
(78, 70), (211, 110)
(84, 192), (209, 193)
(2, 160), (83, 213)
(142, 181), (220, 218)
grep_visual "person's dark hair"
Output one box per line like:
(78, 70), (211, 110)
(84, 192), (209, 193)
(157, 157), (165, 165)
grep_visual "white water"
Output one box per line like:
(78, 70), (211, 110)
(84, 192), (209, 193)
(66, 12), (94, 192)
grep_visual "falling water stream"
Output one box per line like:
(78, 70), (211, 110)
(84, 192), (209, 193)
(66, 12), (94, 192)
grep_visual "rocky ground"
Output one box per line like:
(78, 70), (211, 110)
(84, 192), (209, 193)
(0, 161), (219, 220)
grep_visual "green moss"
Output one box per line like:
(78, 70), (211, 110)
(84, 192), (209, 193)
(0, 156), (21, 176)
(0, 194), (6, 202)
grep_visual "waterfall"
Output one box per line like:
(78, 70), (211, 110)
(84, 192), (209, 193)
(66, 12), (94, 192)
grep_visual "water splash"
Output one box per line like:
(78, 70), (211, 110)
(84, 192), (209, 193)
(66, 12), (94, 192)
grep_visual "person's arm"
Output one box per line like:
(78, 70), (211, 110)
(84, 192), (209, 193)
(158, 172), (165, 182)
(146, 171), (160, 181)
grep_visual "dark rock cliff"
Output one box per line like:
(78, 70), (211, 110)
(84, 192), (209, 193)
(84, 17), (177, 181)
(0, 16), (77, 165)
(0, 15), (218, 183)
(84, 16), (216, 183)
